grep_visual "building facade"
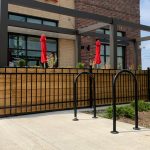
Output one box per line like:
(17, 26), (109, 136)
(0, 0), (141, 69)
(75, 0), (141, 69)
(5, 0), (76, 67)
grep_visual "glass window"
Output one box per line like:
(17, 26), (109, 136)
(43, 20), (57, 27)
(9, 14), (26, 22)
(18, 36), (26, 49)
(27, 18), (42, 24)
(106, 56), (110, 64)
(106, 45), (110, 55)
(101, 45), (104, 55)
(11, 49), (26, 57)
(117, 32), (123, 37)
(9, 35), (26, 49)
(27, 51), (41, 57)
(117, 57), (123, 69)
(27, 37), (41, 50)
(105, 30), (110, 35)
(9, 13), (58, 27)
(9, 35), (18, 49)
(117, 47), (123, 57)
(47, 39), (57, 52)
(28, 60), (39, 66)
(97, 56), (105, 69)
(99, 44), (124, 69)
(96, 29), (104, 34)
(8, 33), (58, 67)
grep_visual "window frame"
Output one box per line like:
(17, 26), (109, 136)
(8, 12), (58, 27)
(8, 32), (58, 67)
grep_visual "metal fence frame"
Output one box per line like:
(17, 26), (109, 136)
(0, 67), (149, 118)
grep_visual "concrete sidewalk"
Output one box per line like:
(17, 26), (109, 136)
(0, 110), (150, 150)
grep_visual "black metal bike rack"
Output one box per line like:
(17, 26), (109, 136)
(73, 72), (97, 121)
(111, 69), (140, 134)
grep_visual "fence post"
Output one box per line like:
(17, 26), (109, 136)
(148, 68), (150, 101)
(89, 65), (93, 107)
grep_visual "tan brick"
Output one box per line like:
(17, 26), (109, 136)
(59, 39), (76, 67)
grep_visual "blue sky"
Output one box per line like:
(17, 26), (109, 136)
(140, 0), (150, 69)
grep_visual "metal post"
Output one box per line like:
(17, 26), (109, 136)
(111, 69), (139, 134)
(92, 78), (97, 118)
(73, 79), (78, 121)
(110, 20), (117, 69)
(0, 0), (8, 66)
(133, 39), (138, 70)
(133, 79), (140, 130)
(111, 77), (119, 134)
(148, 68), (150, 101)
(89, 65), (93, 107)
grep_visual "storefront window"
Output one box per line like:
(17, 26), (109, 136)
(8, 33), (58, 67)
(97, 45), (125, 69)
(96, 29), (125, 69)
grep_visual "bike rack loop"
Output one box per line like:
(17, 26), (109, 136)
(111, 69), (140, 134)
(73, 72), (97, 121)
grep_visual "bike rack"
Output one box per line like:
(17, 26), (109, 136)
(111, 69), (140, 134)
(73, 72), (97, 121)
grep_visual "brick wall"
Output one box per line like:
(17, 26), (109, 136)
(75, 0), (141, 68)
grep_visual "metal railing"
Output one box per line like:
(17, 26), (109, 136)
(0, 67), (149, 117)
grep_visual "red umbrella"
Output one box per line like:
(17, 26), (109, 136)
(94, 40), (101, 64)
(40, 34), (47, 66)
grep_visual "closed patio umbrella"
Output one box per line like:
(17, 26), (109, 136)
(40, 34), (47, 68)
(94, 40), (101, 65)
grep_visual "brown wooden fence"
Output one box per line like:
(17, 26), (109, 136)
(0, 68), (148, 117)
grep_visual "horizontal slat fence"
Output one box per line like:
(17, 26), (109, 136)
(0, 68), (149, 117)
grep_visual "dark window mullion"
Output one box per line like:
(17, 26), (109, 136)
(25, 35), (28, 66)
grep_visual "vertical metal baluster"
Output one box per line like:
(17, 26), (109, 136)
(10, 74), (12, 115)
(4, 68), (6, 116)
(54, 69), (55, 110)
(49, 71), (50, 110)
(21, 73), (22, 113)
(26, 68), (28, 113)
(66, 71), (67, 108)
(15, 68), (17, 114)
(103, 70), (105, 104)
(62, 69), (63, 109)
(69, 69), (71, 108)
(36, 68), (37, 111)
(45, 68), (46, 111)
(31, 73), (32, 112)
(40, 73), (42, 111)
(84, 70), (86, 107)
(57, 74), (60, 108)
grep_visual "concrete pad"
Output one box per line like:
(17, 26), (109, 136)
(0, 110), (150, 150)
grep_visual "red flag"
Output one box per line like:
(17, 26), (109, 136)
(94, 40), (101, 64)
(40, 34), (47, 64)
